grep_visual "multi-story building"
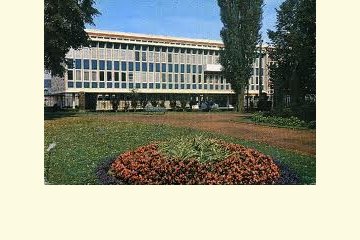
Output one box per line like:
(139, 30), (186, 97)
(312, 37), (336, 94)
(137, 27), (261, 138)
(47, 29), (272, 110)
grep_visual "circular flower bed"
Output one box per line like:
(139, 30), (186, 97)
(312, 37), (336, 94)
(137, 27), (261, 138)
(107, 138), (281, 185)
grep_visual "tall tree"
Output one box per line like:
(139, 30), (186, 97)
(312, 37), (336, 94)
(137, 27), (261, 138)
(218, 0), (264, 112)
(44, 0), (100, 77)
(268, 0), (315, 110)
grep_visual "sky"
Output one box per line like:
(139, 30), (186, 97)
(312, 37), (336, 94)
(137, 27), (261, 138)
(87, 0), (285, 43)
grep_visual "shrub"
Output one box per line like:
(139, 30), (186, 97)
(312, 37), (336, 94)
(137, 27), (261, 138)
(251, 112), (307, 129)
(108, 138), (280, 184)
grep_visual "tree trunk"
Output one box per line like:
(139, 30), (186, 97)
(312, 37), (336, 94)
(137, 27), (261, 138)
(236, 89), (245, 113)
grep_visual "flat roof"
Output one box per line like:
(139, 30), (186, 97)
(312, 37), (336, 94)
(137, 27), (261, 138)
(85, 29), (269, 49)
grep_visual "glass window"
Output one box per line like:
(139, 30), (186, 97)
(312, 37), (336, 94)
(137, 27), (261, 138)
(121, 61), (127, 71)
(156, 63), (160, 72)
(99, 60), (105, 70)
(136, 62), (140, 71)
(121, 72), (126, 81)
(106, 42), (113, 48)
(84, 71), (89, 81)
(198, 65), (202, 73)
(75, 59), (81, 69)
(76, 82), (82, 88)
(90, 41), (98, 48)
(175, 64), (179, 73)
(107, 61), (112, 70)
(129, 62), (134, 71)
(83, 59), (89, 69)
(91, 82), (97, 88)
(168, 53), (172, 63)
(186, 65), (191, 73)
(67, 70), (73, 80)
(174, 74), (178, 82)
(256, 68), (259, 76)
(84, 82), (90, 88)
(256, 77), (259, 84)
(91, 71), (97, 81)
(107, 82), (112, 88)
(129, 72), (134, 81)
(192, 75), (196, 83)
(107, 72), (112, 81)
(168, 64), (173, 72)
(142, 62), (147, 71)
(76, 70), (81, 80)
(91, 60), (97, 70)
(198, 75), (202, 83)
(114, 61), (119, 71)
(162, 73), (166, 82)
(180, 64), (185, 73)
(168, 74), (172, 82)
(148, 52), (154, 62)
(135, 45), (141, 50)
(161, 52), (166, 62)
(192, 65), (196, 73)
(121, 44), (127, 50)
(155, 73), (160, 82)
(161, 63), (166, 72)
(149, 63), (154, 72)
(135, 51), (140, 61)
(100, 71), (104, 81)
(180, 74), (184, 82)
(99, 42), (105, 48)
(142, 52), (147, 61)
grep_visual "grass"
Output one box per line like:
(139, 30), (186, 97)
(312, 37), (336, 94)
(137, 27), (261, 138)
(44, 113), (316, 185)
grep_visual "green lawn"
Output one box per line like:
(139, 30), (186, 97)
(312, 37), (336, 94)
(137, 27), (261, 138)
(44, 114), (315, 184)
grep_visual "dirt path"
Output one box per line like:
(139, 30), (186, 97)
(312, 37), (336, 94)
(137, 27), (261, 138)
(98, 113), (316, 156)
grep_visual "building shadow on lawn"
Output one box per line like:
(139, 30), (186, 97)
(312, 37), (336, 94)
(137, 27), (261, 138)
(44, 111), (79, 120)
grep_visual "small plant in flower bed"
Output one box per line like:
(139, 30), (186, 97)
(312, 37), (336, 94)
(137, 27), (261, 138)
(107, 137), (281, 184)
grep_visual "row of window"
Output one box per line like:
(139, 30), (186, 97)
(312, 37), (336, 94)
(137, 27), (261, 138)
(67, 59), (205, 74)
(68, 48), (220, 64)
(67, 82), (231, 90)
(68, 70), (226, 84)
(89, 41), (220, 55)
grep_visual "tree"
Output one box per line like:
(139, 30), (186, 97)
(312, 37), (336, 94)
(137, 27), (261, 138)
(44, 0), (100, 76)
(218, 0), (264, 112)
(267, 0), (315, 110)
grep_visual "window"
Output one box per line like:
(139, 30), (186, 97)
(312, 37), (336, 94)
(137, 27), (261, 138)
(180, 64), (185, 73)
(91, 71), (97, 81)
(149, 63), (154, 72)
(155, 73), (160, 82)
(162, 73), (166, 82)
(198, 65), (202, 73)
(142, 62), (147, 71)
(141, 72), (147, 82)
(106, 42), (113, 48)
(198, 75), (202, 83)
(129, 62), (134, 71)
(175, 64), (179, 73)
(186, 55), (191, 64)
(91, 82), (97, 88)
(168, 74), (172, 82)
(99, 60), (105, 70)
(148, 52), (154, 62)
(107, 61), (112, 70)
(180, 74), (184, 82)
(168, 64), (173, 72)
(161, 52), (166, 62)
(192, 75), (196, 83)
(174, 54), (179, 63)
(156, 63), (160, 72)
(84, 71), (89, 81)
(76, 70), (81, 80)
(142, 52), (147, 61)
(161, 63), (166, 72)
(129, 72), (134, 81)
(114, 61), (119, 71)
(100, 71), (104, 81)
(90, 41), (98, 48)
(114, 43), (120, 49)
(186, 65), (191, 73)
(121, 50), (126, 59)
(91, 60), (97, 70)
(75, 59), (81, 69)
(135, 51), (140, 61)
(99, 42), (105, 48)
(168, 53), (172, 63)
(256, 68), (259, 76)
(174, 74), (179, 82)
(107, 72), (112, 81)
(67, 70), (73, 80)
(155, 52), (160, 62)
(135, 45), (141, 50)
(121, 61), (127, 71)
(83, 59), (89, 69)
(136, 62), (140, 71)
(256, 77), (259, 84)
(192, 65), (196, 73)
(121, 72), (126, 81)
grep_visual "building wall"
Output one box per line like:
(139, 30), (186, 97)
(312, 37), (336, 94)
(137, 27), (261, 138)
(50, 29), (273, 107)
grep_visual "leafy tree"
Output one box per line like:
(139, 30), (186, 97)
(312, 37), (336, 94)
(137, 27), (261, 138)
(44, 0), (100, 76)
(268, 0), (315, 110)
(218, 0), (264, 112)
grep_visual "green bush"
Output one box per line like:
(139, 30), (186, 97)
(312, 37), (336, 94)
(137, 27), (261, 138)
(251, 112), (308, 129)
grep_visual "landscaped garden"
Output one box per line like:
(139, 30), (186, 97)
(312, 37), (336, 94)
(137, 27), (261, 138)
(44, 112), (316, 185)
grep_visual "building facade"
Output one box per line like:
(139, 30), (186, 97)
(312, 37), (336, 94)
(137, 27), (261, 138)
(47, 29), (273, 110)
